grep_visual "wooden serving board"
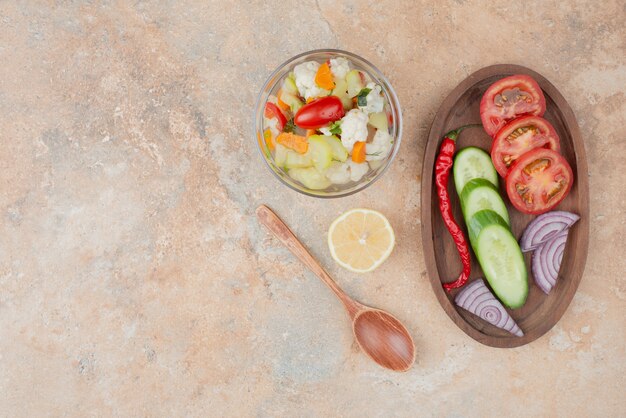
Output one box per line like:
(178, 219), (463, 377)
(420, 64), (589, 348)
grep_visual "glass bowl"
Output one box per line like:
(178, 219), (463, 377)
(254, 49), (403, 198)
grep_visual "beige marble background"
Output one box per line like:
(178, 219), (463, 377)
(0, 1), (624, 417)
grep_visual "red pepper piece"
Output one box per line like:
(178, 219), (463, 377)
(435, 124), (481, 291)
(264, 102), (288, 132)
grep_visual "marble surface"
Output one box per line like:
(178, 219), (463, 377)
(0, 1), (624, 416)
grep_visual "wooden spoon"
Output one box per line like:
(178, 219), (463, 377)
(256, 205), (416, 372)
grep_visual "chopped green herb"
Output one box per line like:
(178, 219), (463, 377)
(329, 121), (342, 135)
(356, 88), (371, 107)
(283, 119), (296, 133)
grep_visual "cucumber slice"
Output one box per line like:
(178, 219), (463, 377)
(274, 143), (288, 167)
(285, 150), (312, 168)
(313, 134), (348, 162)
(346, 69), (365, 97)
(467, 209), (509, 244)
(279, 90), (303, 113)
(282, 76), (298, 94)
(368, 112), (388, 131)
(468, 210), (528, 309)
(453, 147), (498, 194)
(461, 178), (510, 226)
(332, 79), (352, 110)
(307, 136), (333, 171)
(288, 167), (331, 190)
(290, 100), (303, 114)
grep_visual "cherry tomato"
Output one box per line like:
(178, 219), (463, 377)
(294, 96), (345, 129)
(480, 75), (546, 137)
(264, 102), (287, 131)
(505, 148), (573, 215)
(491, 115), (560, 177)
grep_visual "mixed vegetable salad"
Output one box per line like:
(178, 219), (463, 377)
(436, 74), (580, 337)
(260, 57), (393, 190)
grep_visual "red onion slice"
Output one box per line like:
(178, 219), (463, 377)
(520, 211), (579, 252)
(454, 279), (523, 337)
(531, 230), (569, 294)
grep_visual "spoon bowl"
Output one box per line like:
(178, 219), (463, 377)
(353, 309), (416, 372)
(256, 205), (416, 372)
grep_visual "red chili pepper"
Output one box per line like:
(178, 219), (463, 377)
(435, 124), (481, 291)
(264, 102), (288, 131)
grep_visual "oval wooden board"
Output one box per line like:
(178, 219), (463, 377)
(420, 64), (589, 348)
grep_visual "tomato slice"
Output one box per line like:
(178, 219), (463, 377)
(294, 96), (345, 129)
(264, 102), (288, 131)
(480, 75), (546, 137)
(505, 148), (573, 215)
(491, 115), (560, 177)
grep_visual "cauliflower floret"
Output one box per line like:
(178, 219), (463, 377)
(358, 82), (385, 114)
(366, 129), (393, 161)
(325, 161), (351, 185)
(293, 61), (327, 100)
(329, 57), (350, 80)
(325, 161), (370, 184)
(339, 109), (368, 152)
(348, 160), (369, 182)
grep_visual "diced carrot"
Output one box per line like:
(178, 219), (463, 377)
(306, 129), (316, 138)
(276, 89), (290, 111)
(315, 62), (336, 90)
(352, 141), (366, 163)
(276, 132), (308, 154)
(264, 129), (274, 150)
(306, 97), (315, 104)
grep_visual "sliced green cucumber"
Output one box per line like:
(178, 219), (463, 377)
(307, 136), (333, 171)
(285, 150), (312, 169)
(453, 146), (498, 194)
(274, 143), (288, 167)
(460, 178), (510, 226)
(467, 210), (528, 309)
(332, 79), (352, 110)
(279, 90), (303, 114)
(288, 167), (331, 190)
(282, 76), (298, 94)
(313, 134), (348, 162)
(467, 209), (509, 246)
(368, 112), (388, 131)
(290, 100), (303, 114)
(346, 69), (365, 97)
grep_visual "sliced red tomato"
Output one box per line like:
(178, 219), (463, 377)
(491, 115), (560, 177)
(294, 96), (345, 129)
(264, 102), (288, 131)
(480, 75), (546, 137)
(505, 148), (573, 215)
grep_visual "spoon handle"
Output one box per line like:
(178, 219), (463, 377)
(256, 205), (360, 316)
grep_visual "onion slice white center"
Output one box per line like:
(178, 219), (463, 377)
(454, 279), (523, 337)
(520, 211), (579, 252)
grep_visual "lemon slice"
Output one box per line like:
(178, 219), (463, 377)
(328, 209), (395, 273)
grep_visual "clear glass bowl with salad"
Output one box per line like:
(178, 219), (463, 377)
(254, 49), (402, 198)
